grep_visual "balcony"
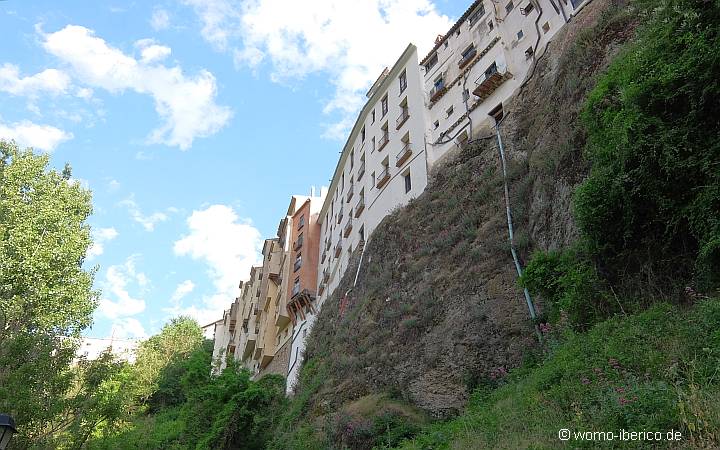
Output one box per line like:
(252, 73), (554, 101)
(458, 47), (477, 70)
(429, 81), (447, 103)
(274, 307), (291, 328)
(337, 206), (344, 224)
(242, 333), (257, 359)
(396, 108), (409, 130)
(346, 185), (354, 203)
(343, 217), (353, 238)
(396, 142), (412, 167)
(376, 167), (391, 189)
(355, 197), (365, 218)
(378, 132), (389, 151)
(293, 237), (303, 251)
(334, 240), (343, 258)
(357, 160), (365, 180)
(472, 65), (513, 101)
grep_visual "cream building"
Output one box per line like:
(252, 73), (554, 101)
(423, 0), (582, 165)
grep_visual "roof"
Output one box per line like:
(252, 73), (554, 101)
(419, 0), (484, 66)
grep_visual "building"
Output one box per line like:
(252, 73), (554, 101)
(423, 0), (578, 165)
(316, 43), (430, 310)
(285, 193), (324, 392)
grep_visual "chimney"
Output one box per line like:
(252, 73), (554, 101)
(310, 185), (316, 197)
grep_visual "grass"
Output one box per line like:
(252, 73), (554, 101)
(395, 299), (720, 449)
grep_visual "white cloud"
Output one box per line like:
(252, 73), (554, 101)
(173, 205), (262, 323)
(76, 87), (93, 99)
(87, 227), (119, 260)
(42, 25), (232, 149)
(171, 279), (196, 303)
(119, 196), (170, 231)
(0, 63), (71, 97)
(183, 0), (453, 138)
(150, 8), (171, 31)
(0, 119), (73, 152)
(136, 39), (172, 63)
(98, 255), (147, 319)
(111, 317), (147, 339)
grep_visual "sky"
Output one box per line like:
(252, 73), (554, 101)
(0, 0), (470, 342)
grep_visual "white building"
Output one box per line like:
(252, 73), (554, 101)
(423, 0), (580, 165)
(316, 43), (430, 307)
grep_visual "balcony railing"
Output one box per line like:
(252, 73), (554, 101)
(355, 197), (365, 217)
(346, 185), (354, 203)
(293, 237), (303, 251)
(357, 160), (365, 180)
(429, 81), (447, 102)
(376, 167), (391, 189)
(458, 47), (477, 69)
(343, 217), (353, 238)
(396, 108), (409, 130)
(472, 64), (512, 101)
(396, 142), (412, 167)
(378, 132), (389, 151)
(334, 240), (343, 258)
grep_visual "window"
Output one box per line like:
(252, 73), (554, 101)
(446, 106), (454, 117)
(485, 62), (498, 79)
(488, 20), (494, 31)
(371, 171), (376, 188)
(399, 70), (407, 93)
(434, 76), (444, 90)
(371, 136), (376, 152)
(292, 277), (300, 296)
(462, 45), (475, 59)
(294, 253), (302, 272)
(505, 1), (514, 13)
(542, 22), (550, 33)
(523, 2), (535, 14)
(433, 120), (439, 129)
(361, 126), (366, 142)
(297, 214), (305, 229)
(371, 109), (376, 124)
(517, 29), (524, 40)
(359, 225), (365, 243)
(381, 94), (388, 117)
(350, 149), (354, 168)
(468, 5), (485, 26)
(404, 172), (412, 193)
(463, 88), (470, 101)
(424, 53), (438, 72)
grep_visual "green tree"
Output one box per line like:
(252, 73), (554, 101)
(0, 141), (97, 446)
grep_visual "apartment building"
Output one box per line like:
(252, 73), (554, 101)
(423, 0), (579, 165)
(211, 296), (240, 375)
(286, 194), (324, 392)
(316, 43), (429, 309)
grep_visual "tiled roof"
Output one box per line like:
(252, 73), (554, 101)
(419, 0), (484, 66)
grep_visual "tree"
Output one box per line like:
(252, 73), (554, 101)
(0, 141), (97, 446)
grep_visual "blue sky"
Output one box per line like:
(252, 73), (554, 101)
(0, 0), (469, 340)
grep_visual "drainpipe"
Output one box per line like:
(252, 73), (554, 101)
(494, 118), (541, 341)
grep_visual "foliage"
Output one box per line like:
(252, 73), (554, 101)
(396, 299), (720, 449)
(575, 0), (720, 292)
(0, 141), (97, 447)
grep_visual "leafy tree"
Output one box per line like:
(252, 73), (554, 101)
(0, 141), (97, 446)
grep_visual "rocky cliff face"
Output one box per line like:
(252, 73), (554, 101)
(298, 0), (637, 419)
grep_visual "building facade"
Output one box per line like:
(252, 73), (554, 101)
(316, 44), (430, 310)
(423, 0), (578, 165)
